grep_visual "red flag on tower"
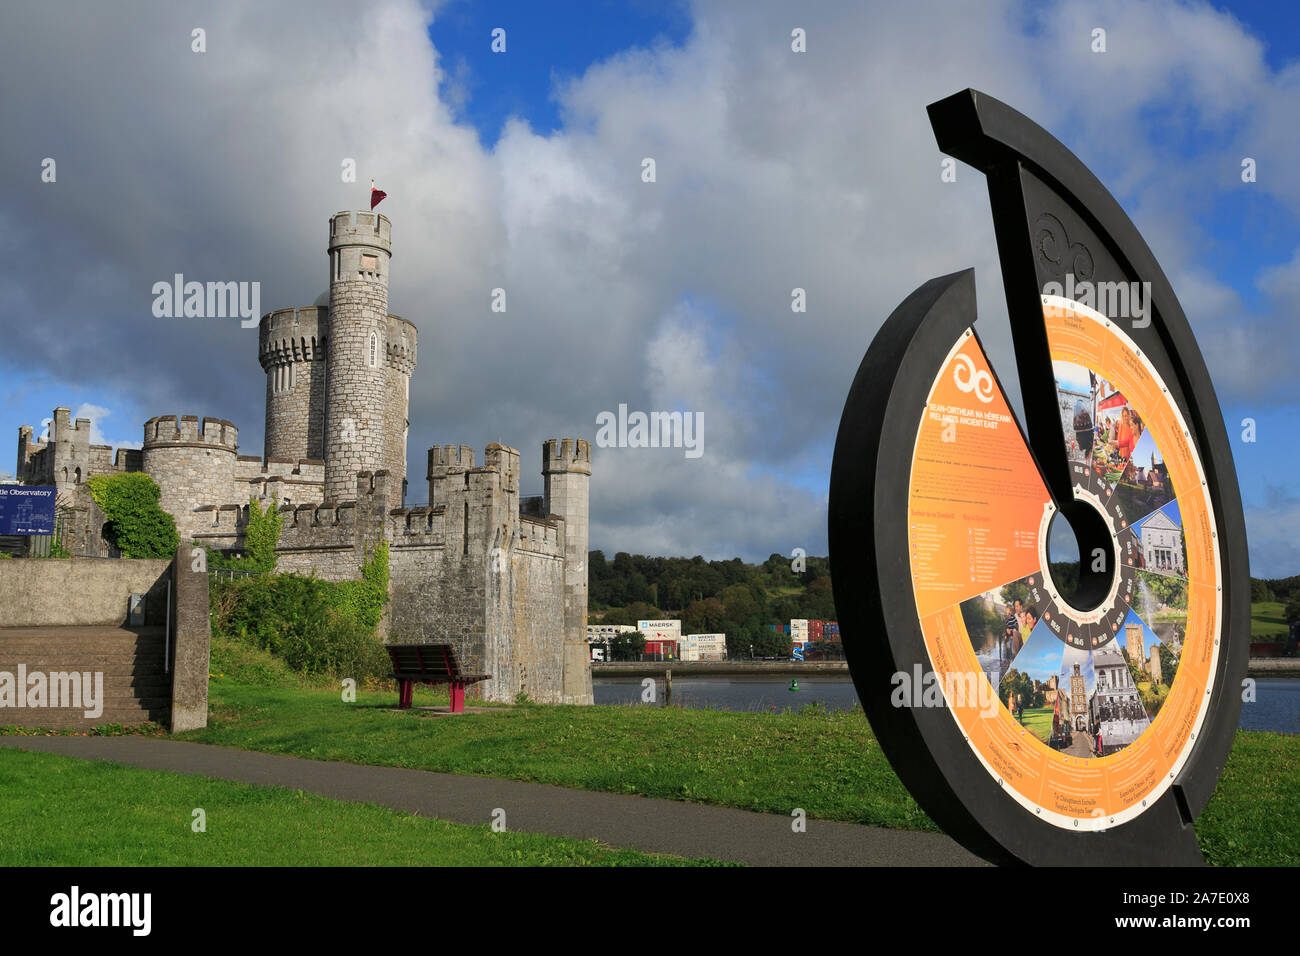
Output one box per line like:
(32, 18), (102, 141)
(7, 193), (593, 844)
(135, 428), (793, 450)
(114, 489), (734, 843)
(370, 179), (387, 209)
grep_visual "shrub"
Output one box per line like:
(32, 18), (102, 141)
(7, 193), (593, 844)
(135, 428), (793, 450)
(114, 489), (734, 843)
(208, 634), (301, 688)
(242, 496), (282, 572)
(85, 473), (178, 558)
(204, 497), (283, 572)
(209, 546), (391, 681)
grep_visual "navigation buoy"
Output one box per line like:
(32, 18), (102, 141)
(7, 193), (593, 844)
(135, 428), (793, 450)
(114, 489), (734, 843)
(789, 679), (799, 692)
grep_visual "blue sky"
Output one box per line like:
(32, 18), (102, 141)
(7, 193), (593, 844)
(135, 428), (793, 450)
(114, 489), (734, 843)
(429, 0), (692, 146)
(1122, 607), (1164, 660)
(1011, 622), (1067, 683)
(1, 0), (1297, 575)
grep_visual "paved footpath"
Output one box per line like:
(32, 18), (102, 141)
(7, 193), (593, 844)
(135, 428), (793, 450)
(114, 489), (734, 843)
(0, 736), (985, 867)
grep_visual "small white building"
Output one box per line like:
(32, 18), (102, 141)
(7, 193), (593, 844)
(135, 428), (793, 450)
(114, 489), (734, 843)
(1140, 509), (1184, 575)
(587, 624), (636, 639)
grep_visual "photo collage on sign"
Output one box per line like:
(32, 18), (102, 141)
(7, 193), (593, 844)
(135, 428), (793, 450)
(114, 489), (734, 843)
(954, 358), (1191, 759)
(958, 573), (1049, 695)
(1090, 375), (1143, 487)
(1052, 361), (1097, 467)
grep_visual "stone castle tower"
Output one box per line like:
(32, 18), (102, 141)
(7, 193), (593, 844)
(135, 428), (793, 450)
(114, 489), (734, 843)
(544, 439), (593, 702)
(258, 210), (416, 510)
(16, 209), (593, 705)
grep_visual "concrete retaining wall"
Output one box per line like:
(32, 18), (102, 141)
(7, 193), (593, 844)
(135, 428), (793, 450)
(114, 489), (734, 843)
(0, 552), (209, 732)
(0, 557), (172, 626)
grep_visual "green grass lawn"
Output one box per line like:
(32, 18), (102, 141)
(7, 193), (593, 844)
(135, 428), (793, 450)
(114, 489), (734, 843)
(1251, 601), (1288, 639)
(0, 748), (731, 867)
(12, 635), (1291, 866)
(1017, 705), (1054, 743)
(165, 677), (1300, 865)
(1193, 731), (1300, 867)
(181, 678), (934, 831)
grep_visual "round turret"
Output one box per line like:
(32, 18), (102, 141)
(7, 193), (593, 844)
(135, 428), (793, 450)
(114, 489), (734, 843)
(141, 415), (239, 539)
(258, 306), (327, 461)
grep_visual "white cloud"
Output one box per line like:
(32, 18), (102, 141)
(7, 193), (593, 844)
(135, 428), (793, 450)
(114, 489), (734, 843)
(0, 0), (1296, 573)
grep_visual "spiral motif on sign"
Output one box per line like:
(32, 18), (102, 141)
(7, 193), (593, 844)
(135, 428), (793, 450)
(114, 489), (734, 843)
(952, 352), (995, 403)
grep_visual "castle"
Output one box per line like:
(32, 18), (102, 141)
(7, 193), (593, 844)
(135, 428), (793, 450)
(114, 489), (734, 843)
(15, 210), (594, 705)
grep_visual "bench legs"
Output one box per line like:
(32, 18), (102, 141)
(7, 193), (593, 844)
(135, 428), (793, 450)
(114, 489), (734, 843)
(397, 679), (469, 712)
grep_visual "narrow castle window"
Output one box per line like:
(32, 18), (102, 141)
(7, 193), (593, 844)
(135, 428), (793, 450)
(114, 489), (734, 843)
(369, 332), (378, 367)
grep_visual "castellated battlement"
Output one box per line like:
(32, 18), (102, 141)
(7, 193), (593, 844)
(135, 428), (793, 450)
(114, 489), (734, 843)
(515, 513), (565, 557)
(234, 457), (325, 482)
(543, 438), (592, 475)
(259, 307), (326, 369)
(195, 503), (246, 533)
(387, 504), (447, 544)
(484, 443), (520, 494)
(329, 210), (391, 253)
(143, 415), (239, 452)
(428, 444), (475, 474)
(275, 499), (358, 551)
(384, 314), (418, 374)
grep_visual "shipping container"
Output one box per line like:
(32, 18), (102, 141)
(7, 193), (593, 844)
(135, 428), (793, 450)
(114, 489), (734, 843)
(643, 639), (678, 660)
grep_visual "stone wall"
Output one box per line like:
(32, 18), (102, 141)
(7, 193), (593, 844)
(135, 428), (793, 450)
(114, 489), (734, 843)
(382, 314), (417, 507)
(387, 463), (570, 703)
(234, 455), (325, 508)
(491, 519), (567, 702)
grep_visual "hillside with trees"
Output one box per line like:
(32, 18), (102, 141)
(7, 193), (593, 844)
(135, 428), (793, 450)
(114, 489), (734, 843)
(588, 551), (835, 657)
(588, 550), (1300, 656)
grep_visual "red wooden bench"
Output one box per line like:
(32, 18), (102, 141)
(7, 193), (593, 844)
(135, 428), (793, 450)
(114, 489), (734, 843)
(387, 644), (491, 713)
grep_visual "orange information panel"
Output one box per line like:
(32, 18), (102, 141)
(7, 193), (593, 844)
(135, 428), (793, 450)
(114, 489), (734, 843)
(908, 298), (1222, 830)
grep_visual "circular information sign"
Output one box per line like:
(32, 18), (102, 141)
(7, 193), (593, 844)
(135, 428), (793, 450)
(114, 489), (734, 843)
(909, 297), (1221, 831)
(829, 90), (1248, 866)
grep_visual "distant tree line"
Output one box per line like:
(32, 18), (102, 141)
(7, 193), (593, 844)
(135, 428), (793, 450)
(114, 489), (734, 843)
(588, 551), (835, 658)
(587, 551), (1300, 657)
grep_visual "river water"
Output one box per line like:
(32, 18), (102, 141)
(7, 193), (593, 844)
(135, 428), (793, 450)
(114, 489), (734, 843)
(592, 675), (1300, 733)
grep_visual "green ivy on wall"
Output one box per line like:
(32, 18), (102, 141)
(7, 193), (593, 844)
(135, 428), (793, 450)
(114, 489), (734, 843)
(85, 473), (179, 559)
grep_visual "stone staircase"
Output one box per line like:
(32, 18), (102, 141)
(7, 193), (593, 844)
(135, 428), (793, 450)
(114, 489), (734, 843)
(0, 625), (171, 729)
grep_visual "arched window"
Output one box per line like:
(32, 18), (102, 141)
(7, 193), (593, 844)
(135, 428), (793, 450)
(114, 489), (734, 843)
(74, 467), (81, 483)
(369, 332), (378, 367)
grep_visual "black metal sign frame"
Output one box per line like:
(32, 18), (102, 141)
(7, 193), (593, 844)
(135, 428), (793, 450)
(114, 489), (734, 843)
(829, 90), (1249, 866)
